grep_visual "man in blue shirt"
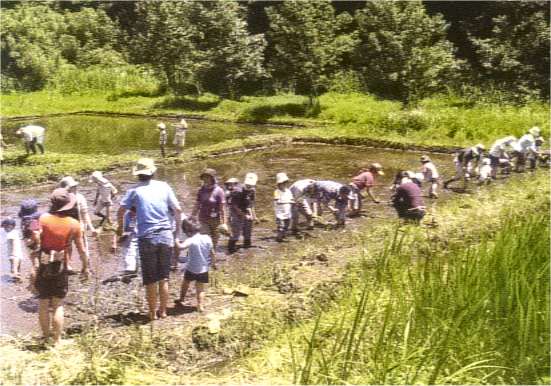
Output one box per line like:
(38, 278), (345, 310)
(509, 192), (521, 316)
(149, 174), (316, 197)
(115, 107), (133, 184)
(117, 158), (182, 321)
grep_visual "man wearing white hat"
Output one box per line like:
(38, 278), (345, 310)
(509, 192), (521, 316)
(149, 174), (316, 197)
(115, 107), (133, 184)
(90, 171), (118, 227)
(512, 126), (541, 172)
(16, 125), (46, 155)
(157, 122), (167, 158)
(444, 143), (485, 189)
(172, 117), (188, 155)
(489, 135), (517, 179)
(117, 158), (182, 321)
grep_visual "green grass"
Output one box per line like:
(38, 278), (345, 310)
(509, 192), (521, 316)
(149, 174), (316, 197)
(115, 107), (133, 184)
(290, 210), (550, 384)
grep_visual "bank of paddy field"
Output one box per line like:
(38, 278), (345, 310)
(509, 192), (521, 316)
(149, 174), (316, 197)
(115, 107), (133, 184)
(2, 91), (549, 187)
(1, 171), (548, 385)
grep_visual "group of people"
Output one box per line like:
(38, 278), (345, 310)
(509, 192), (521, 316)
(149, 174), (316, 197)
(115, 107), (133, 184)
(1, 122), (547, 346)
(157, 118), (188, 158)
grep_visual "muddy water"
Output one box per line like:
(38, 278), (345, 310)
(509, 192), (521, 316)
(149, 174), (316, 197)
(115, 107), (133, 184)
(2, 115), (279, 154)
(0, 144), (459, 335)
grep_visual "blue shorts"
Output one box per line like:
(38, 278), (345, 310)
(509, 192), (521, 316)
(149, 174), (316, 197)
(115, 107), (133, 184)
(138, 230), (173, 285)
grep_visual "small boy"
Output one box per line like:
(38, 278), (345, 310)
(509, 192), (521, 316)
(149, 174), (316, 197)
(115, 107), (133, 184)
(1, 219), (23, 281)
(112, 207), (139, 276)
(478, 158), (492, 185)
(90, 171), (118, 226)
(273, 173), (294, 242)
(176, 218), (216, 312)
(420, 155), (440, 198)
(157, 122), (167, 158)
(18, 198), (41, 251)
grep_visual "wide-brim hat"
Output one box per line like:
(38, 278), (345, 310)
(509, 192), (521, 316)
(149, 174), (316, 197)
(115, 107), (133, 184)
(276, 172), (289, 184)
(225, 177), (239, 184)
(369, 163), (385, 176)
(529, 126), (541, 136)
(132, 158), (157, 176)
(59, 176), (79, 188)
(244, 172), (258, 186)
(200, 168), (217, 179)
(50, 188), (77, 212)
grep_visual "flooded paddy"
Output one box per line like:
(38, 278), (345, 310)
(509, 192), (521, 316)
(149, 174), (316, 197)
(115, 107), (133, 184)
(2, 114), (280, 154)
(1, 143), (462, 335)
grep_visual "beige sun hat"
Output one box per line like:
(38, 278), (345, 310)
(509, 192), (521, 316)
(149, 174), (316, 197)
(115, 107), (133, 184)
(369, 163), (385, 176)
(244, 172), (258, 186)
(529, 126), (541, 136)
(132, 158), (157, 176)
(225, 177), (239, 184)
(276, 172), (289, 184)
(59, 176), (79, 188)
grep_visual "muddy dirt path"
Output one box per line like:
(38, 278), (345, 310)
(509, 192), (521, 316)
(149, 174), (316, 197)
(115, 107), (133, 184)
(0, 144), (485, 336)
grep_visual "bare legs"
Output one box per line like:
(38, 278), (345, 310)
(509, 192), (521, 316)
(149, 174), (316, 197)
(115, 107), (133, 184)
(38, 297), (64, 345)
(145, 279), (169, 320)
(178, 279), (205, 312)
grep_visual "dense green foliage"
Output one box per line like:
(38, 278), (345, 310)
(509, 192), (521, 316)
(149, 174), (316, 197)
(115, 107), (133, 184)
(1, 1), (548, 101)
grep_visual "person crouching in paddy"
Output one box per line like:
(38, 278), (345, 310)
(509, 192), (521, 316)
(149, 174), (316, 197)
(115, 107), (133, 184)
(176, 218), (216, 312)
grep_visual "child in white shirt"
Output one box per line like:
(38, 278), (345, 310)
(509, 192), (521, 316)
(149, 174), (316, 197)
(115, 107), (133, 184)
(274, 173), (294, 242)
(90, 171), (118, 226)
(1, 219), (23, 281)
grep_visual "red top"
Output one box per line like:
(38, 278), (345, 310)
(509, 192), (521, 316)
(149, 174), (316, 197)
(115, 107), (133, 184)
(39, 213), (81, 253)
(351, 171), (375, 191)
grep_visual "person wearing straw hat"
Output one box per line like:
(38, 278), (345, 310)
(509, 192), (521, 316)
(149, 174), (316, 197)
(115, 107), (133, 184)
(157, 122), (168, 158)
(59, 176), (97, 273)
(513, 126), (541, 172)
(443, 143), (485, 189)
(191, 168), (227, 250)
(419, 155), (440, 198)
(242, 172), (258, 248)
(31, 188), (90, 346)
(273, 172), (294, 242)
(15, 124), (46, 155)
(488, 135), (517, 179)
(172, 117), (188, 155)
(117, 158), (182, 320)
(90, 171), (118, 227)
(348, 163), (384, 216)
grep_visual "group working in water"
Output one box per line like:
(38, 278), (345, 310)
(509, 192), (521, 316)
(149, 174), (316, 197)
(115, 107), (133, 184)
(2, 119), (548, 346)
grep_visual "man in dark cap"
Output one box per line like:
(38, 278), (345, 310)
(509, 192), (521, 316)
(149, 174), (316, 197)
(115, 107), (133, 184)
(30, 188), (90, 346)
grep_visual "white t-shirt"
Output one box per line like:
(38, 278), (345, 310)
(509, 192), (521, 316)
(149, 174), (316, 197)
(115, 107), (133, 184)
(19, 125), (45, 142)
(290, 179), (316, 200)
(97, 181), (117, 204)
(513, 134), (536, 154)
(490, 137), (516, 158)
(274, 188), (294, 220)
(421, 162), (439, 180)
(1, 229), (23, 260)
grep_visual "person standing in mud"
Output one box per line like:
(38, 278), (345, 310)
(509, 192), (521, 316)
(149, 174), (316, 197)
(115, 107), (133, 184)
(117, 158), (182, 321)
(224, 177), (251, 254)
(16, 124), (46, 155)
(443, 144), (485, 189)
(242, 173), (258, 248)
(348, 163), (384, 217)
(157, 122), (168, 158)
(90, 171), (118, 227)
(391, 174), (426, 223)
(419, 156), (440, 198)
(191, 168), (227, 250)
(273, 173), (294, 241)
(173, 118), (188, 155)
(31, 188), (90, 346)
(1, 219), (23, 281)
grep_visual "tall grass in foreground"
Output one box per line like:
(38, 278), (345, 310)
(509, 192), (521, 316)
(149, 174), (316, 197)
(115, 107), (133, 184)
(292, 211), (550, 384)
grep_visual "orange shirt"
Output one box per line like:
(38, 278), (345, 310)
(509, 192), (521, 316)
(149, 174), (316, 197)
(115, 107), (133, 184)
(39, 213), (81, 253)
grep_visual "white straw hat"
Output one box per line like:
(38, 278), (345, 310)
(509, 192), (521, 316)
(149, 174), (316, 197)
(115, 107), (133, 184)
(132, 158), (157, 176)
(276, 172), (289, 184)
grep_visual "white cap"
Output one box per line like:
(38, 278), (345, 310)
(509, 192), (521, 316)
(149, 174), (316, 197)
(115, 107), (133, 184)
(244, 172), (258, 186)
(529, 126), (541, 136)
(276, 172), (289, 184)
(157, 122), (166, 130)
(59, 176), (79, 188)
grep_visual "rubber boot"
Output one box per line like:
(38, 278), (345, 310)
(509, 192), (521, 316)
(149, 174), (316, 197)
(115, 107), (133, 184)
(243, 239), (252, 249)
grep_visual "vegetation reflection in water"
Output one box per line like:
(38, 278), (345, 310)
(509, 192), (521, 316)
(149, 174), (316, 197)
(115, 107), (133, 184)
(2, 115), (273, 155)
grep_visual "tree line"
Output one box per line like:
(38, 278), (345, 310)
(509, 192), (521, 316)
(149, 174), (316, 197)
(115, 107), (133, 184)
(1, 0), (549, 103)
